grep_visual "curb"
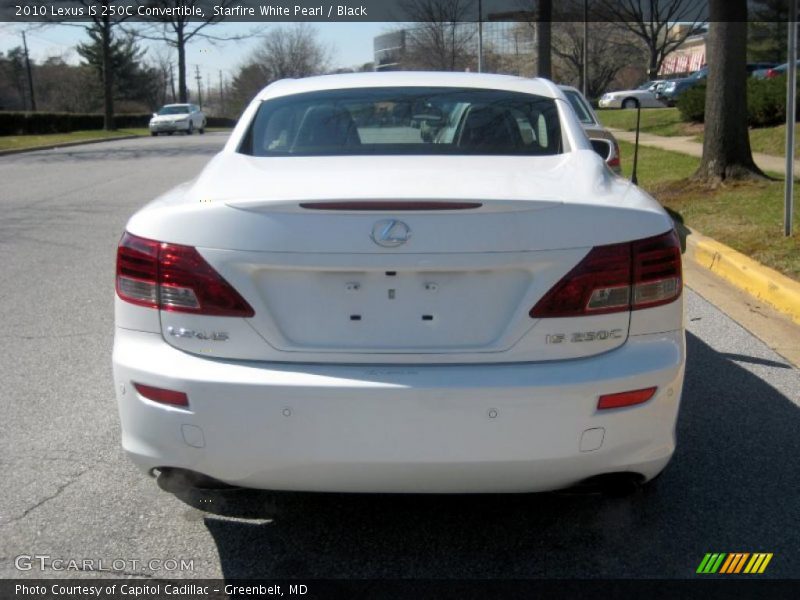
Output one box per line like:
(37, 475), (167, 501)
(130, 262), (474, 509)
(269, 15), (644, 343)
(684, 228), (800, 325)
(0, 134), (140, 157)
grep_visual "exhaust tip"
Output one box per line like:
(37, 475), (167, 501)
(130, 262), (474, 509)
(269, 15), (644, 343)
(154, 467), (240, 492)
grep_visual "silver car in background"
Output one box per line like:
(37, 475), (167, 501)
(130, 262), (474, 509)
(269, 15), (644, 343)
(598, 89), (666, 109)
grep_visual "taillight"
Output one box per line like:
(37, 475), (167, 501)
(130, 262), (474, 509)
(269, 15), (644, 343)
(632, 229), (682, 310)
(607, 141), (621, 169)
(133, 382), (189, 407)
(529, 230), (681, 318)
(116, 233), (159, 308)
(765, 69), (777, 78)
(116, 232), (254, 317)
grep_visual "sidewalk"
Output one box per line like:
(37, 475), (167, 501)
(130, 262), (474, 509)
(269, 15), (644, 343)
(608, 128), (799, 176)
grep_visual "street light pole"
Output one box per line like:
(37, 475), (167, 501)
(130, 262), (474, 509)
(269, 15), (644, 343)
(194, 65), (203, 110)
(582, 0), (589, 97)
(478, 0), (483, 73)
(21, 30), (36, 111)
(785, 0), (797, 237)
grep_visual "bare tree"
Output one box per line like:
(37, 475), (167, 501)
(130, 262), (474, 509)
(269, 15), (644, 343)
(694, 0), (764, 183)
(553, 22), (644, 98)
(230, 24), (330, 113)
(252, 24), (331, 81)
(400, 0), (477, 71)
(595, 0), (705, 80)
(133, 0), (255, 103)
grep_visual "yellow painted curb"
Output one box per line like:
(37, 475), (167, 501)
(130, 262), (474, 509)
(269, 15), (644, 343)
(684, 230), (800, 325)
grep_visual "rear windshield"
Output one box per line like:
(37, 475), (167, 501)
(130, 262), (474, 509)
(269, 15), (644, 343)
(239, 87), (563, 157)
(158, 105), (190, 115)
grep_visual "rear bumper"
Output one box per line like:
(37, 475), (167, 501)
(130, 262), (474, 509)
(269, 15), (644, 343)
(112, 328), (685, 493)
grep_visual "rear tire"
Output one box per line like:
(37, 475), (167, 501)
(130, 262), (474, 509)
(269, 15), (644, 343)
(167, 132), (174, 136)
(186, 122), (193, 135)
(150, 132), (158, 137)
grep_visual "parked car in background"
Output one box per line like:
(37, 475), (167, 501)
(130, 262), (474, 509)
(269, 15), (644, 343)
(559, 85), (622, 174)
(762, 60), (800, 79)
(691, 63), (776, 81)
(655, 79), (698, 106)
(638, 80), (666, 94)
(114, 72), (685, 495)
(657, 62), (778, 105)
(149, 104), (207, 136)
(598, 88), (666, 109)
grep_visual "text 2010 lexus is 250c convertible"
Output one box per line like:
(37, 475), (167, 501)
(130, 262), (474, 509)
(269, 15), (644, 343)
(113, 72), (685, 494)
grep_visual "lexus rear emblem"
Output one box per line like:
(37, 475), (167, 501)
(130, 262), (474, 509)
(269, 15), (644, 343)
(371, 219), (411, 247)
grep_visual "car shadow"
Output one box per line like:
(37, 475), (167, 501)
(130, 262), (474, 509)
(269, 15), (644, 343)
(167, 332), (799, 578)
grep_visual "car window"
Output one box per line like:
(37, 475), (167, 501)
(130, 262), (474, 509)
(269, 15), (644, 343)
(563, 90), (596, 125)
(157, 105), (190, 115)
(240, 87), (563, 157)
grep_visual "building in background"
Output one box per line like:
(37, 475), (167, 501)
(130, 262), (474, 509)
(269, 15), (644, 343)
(374, 31), (407, 71)
(659, 25), (707, 78)
(373, 23), (534, 73)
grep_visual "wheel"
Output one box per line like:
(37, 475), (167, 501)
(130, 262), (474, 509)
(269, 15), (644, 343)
(199, 126), (205, 135)
(186, 122), (193, 135)
(167, 132), (174, 136)
(150, 132), (158, 137)
(622, 98), (638, 109)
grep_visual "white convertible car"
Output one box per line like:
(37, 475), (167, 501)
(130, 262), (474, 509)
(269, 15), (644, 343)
(114, 72), (685, 494)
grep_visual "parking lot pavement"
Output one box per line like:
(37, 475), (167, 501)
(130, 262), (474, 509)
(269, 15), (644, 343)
(0, 134), (797, 580)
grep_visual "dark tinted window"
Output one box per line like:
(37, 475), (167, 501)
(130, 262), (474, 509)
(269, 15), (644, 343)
(239, 87), (563, 157)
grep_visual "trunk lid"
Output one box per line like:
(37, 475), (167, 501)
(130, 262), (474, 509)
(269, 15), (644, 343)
(127, 152), (673, 364)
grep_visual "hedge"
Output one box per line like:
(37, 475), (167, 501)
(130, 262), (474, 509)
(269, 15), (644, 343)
(0, 112), (237, 136)
(677, 75), (797, 127)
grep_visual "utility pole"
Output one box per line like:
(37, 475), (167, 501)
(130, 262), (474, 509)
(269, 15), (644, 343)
(477, 0), (483, 73)
(169, 64), (176, 103)
(582, 0), (589, 97)
(785, 0), (797, 237)
(194, 65), (203, 109)
(218, 70), (225, 116)
(21, 30), (36, 111)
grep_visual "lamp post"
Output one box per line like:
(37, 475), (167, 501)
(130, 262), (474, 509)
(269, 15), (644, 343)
(478, 0), (483, 72)
(583, 0), (589, 97)
(785, 0), (797, 237)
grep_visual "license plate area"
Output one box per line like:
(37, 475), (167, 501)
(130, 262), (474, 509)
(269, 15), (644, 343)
(255, 268), (532, 351)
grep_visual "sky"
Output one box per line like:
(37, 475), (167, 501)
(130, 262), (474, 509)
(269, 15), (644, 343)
(0, 21), (391, 84)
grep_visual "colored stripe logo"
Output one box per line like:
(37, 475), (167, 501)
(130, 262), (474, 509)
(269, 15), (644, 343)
(697, 553), (773, 574)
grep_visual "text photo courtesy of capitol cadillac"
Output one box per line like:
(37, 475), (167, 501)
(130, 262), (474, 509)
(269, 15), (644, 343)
(1, 0), (799, 598)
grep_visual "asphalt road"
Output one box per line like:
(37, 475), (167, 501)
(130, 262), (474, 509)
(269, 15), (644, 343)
(0, 134), (798, 580)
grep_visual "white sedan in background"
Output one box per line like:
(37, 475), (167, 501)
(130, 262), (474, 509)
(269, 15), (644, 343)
(149, 104), (207, 136)
(114, 72), (685, 495)
(598, 89), (666, 109)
